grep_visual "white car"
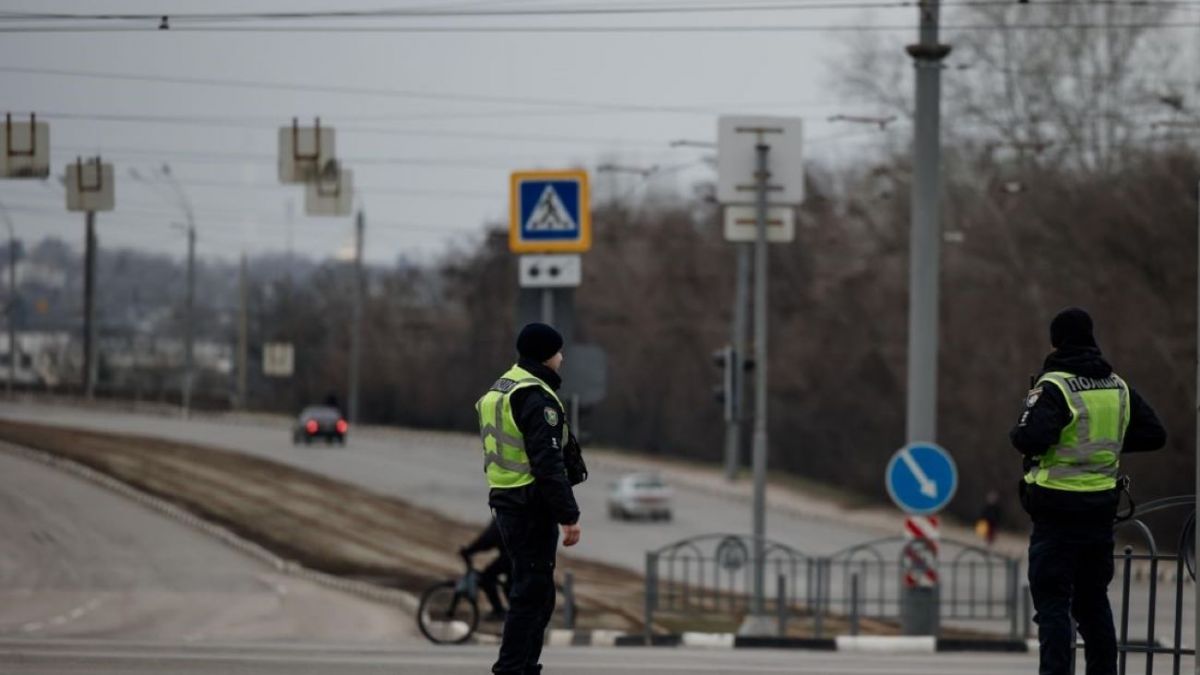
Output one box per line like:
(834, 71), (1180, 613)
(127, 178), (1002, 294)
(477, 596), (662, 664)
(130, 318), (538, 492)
(607, 473), (673, 522)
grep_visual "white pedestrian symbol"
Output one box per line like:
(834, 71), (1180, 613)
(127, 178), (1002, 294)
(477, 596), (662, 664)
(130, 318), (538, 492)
(526, 185), (575, 232)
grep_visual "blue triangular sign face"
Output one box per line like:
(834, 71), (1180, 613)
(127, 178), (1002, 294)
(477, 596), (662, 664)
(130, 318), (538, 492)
(525, 185), (575, 231)
(519, 180), (580, 241)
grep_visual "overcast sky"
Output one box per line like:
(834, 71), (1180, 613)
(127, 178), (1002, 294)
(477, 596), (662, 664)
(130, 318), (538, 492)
(2, 1), (1196, 265)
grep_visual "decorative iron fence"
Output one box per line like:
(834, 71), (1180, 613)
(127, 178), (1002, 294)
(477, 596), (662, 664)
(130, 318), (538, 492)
(1093, 496), (1196, 675)
(643, 532), (1022, 640)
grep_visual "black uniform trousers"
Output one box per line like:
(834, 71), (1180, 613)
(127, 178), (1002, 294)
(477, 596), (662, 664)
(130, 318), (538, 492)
(492, 508), (559, 675)
(1028, 520), (1117, 675)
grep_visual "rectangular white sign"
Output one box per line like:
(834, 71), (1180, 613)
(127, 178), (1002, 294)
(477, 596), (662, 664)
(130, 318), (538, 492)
(305, 168), (353, 217)
(1, 118), (50, 179)
(519, 254), (582, 288)
(724, 206), (795, 243)
(262, 342), (295, 377)
(717, 115), (804, 206)
(279, 122), (336, 184)
(65, 159), (115, 213)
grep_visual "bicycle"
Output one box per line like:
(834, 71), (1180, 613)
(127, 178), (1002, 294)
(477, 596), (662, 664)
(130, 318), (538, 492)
(417, 556), (509, 645)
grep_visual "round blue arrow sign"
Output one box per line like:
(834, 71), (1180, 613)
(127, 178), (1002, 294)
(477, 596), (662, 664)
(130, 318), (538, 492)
(885, 442), (958, 515)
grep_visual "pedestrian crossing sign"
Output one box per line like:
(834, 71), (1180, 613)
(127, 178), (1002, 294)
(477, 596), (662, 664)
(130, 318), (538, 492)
(509, 169), (591, 253)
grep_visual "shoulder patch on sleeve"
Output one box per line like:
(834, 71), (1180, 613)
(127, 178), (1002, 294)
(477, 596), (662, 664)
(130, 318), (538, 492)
(1025, 386), (1043, 408)
(543, 406), (560, 427)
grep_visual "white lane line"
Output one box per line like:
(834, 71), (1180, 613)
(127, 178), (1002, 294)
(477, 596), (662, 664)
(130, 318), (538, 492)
(20, 622), (43, 633)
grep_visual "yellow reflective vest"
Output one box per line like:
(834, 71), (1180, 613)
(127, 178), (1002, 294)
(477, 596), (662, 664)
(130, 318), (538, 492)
(1024, 370), (1131, 492)
(476, 364), (569, 489)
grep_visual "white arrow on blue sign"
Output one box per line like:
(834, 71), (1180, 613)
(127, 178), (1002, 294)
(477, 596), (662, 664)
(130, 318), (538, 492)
(885, 442), (958, 515)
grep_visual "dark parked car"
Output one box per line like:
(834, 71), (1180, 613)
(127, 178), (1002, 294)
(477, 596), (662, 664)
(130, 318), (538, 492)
(293, 405), (348, 445)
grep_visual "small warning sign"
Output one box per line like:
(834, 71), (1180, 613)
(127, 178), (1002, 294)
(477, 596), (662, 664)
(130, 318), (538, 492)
(510, 169), (591, 253)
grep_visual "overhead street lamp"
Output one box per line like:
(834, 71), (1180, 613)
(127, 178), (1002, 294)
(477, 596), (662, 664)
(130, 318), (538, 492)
(129, 164), (197, 418)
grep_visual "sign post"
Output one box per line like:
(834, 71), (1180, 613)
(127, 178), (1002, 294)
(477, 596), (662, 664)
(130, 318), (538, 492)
(886, 442), (958, 635)
(717, 116), (803, 635)
(65, 156), (114, 400)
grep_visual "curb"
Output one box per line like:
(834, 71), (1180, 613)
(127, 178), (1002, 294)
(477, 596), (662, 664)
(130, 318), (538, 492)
(550, 630), (1030, 653)
(0, 441), (419, 615)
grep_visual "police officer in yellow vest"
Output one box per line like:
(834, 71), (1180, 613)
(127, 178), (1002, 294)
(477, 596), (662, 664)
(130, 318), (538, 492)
(1011, 308), (1165, 675)
(479, 323), (584, 675)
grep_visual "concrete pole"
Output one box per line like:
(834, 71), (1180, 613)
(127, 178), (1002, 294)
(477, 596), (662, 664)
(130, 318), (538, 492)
(1194, 179), (1199, 675)
(902, 0), (950, 635)
(541, 287), (555, 326)
(183, 224), (195, 417)
(905, 0), (949, 447)
(237, 253), (248, 410)
(4, 211), (15, 398)
(725, 243), (751, 481)
(348, 210), (364, 425)
(750, 141), (771, 616)
(83, 211), (97, 400)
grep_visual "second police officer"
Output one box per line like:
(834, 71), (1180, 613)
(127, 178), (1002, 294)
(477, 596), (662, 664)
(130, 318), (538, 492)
(1011, 307), (1166, 675)
(477, 322), (587, 675)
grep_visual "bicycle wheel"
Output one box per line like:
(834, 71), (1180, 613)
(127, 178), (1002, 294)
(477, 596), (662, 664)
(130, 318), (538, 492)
(417, 580), (480, 645)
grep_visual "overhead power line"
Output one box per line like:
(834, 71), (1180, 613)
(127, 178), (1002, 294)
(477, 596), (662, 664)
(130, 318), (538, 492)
(0, 65), (731, 115)
(2, 21), (1200, 33)
(30, 110), (832, 146)
(1, 0), (1198, 22)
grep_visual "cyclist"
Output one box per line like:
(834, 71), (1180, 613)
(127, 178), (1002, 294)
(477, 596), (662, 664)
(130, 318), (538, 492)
(460, 520), (510, 622)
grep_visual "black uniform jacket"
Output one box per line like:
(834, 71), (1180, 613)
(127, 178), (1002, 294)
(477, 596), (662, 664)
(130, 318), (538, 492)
(1009, 346), (1166, 525)
(488, 358), (581, 526)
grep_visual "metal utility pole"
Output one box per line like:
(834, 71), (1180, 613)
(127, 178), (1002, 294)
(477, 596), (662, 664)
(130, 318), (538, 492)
(183, 223), (195, 417)
(724, 243), (750, 481)
(6, 228), (14, 398)
(82, 211), (97, 399)
(750, 139), (771, 617)
(905, 0), (949, 446)
(237, 253), (248, 410)
(1, 202), (16, 398)
(347, 209), (364, 425)
(541, 288), (555, 326)
(902, 0), (950, 635)
(1194, 179), (1199, 675)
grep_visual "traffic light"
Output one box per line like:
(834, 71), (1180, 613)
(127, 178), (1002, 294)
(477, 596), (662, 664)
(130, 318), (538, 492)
(712, 345), (735, 422)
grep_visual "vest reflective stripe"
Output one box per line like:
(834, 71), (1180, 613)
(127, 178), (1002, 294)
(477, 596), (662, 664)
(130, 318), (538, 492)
(478, 392), (531, 474)
(476, 366), (568, 489)
(1025, 371), (1129, 491)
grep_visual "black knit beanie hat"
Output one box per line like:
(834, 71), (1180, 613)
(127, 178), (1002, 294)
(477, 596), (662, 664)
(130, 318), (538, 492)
(517, 323), (564, 362)
(1050, 307), (1098, 349)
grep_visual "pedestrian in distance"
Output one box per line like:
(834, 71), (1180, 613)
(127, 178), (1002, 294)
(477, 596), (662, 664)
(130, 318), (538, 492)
(477, 322), (588, 675)
(975, 490), (1002, 547)
(1011, 307), (1166, 675)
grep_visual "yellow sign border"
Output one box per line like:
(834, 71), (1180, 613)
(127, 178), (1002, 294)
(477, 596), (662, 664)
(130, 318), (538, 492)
(509, 169), (591, 254)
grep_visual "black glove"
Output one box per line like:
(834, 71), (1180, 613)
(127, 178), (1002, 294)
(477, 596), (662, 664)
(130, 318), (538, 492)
(564, 434), (588, 486)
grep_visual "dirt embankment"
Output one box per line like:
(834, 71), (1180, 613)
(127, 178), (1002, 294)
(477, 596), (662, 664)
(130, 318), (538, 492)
(0, 420), (643, 632)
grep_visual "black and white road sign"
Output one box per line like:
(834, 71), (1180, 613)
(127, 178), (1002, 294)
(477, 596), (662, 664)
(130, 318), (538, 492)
(519, 254), (582, 289)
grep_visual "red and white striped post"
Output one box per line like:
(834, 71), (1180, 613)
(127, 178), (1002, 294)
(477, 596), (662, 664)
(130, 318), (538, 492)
(903, 515), (940, 589)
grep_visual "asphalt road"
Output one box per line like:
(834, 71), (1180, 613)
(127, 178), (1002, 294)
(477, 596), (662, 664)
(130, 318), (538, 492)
(0, 640), (1045, 674)
(0, 447), (416, 643)
(0, 401), (887, 568)
(2, 401), (1191, 645)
